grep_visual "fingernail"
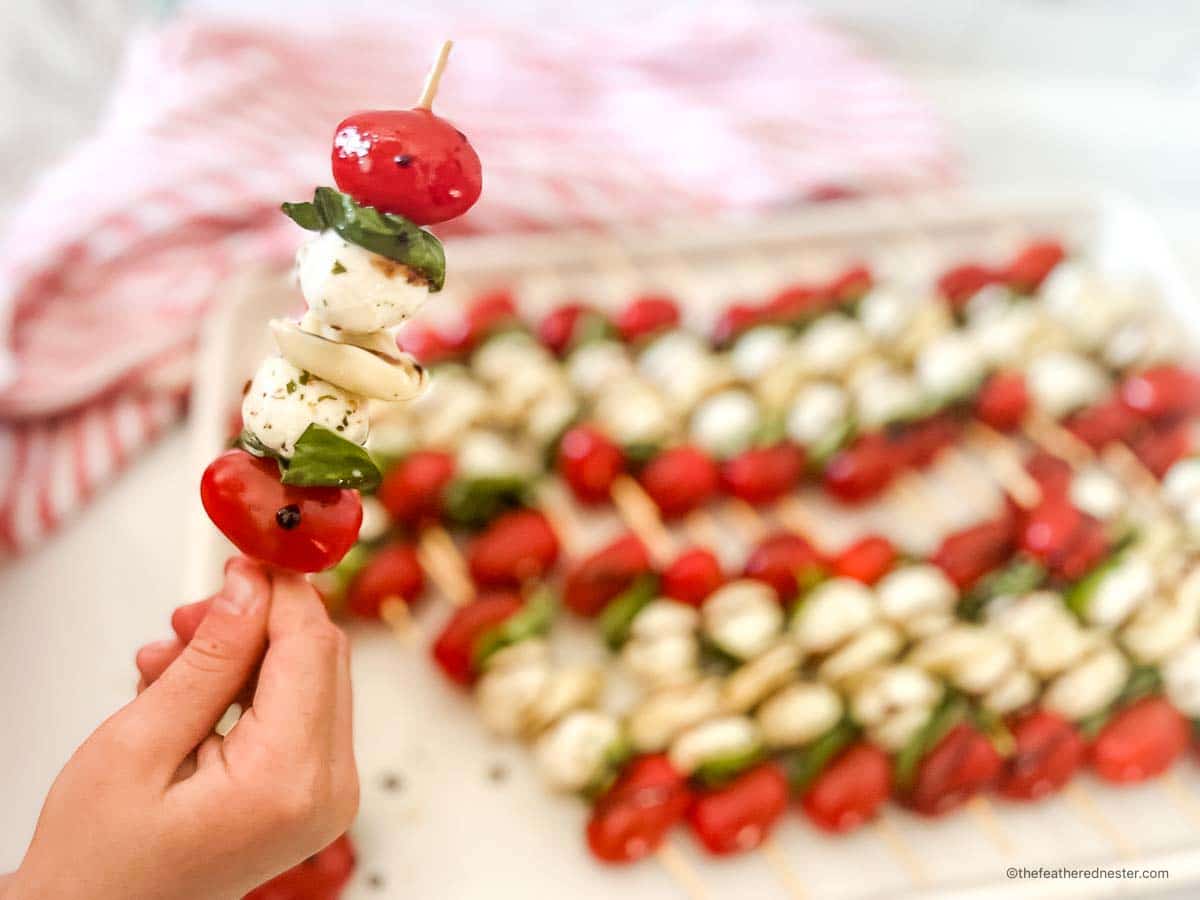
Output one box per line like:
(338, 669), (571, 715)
(217, 566), (262, 615)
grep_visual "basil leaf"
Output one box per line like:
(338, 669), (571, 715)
(444, 475), (529, 529)
(599, 574), (659, 650)
(894, 691), (963, 792)
(960, 558), (1045, 621)
(1063, 552), (1121, 620)
(473, 588), (556, 669)
(784, 720), (859, 793)
(693, 744), (764, 788)
(281, 424), (382, 491)
(237, 429), (276, 460)
(281, 187), (446, 291)
(582, 735), (635, 801)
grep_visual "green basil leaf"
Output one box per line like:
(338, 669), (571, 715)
(1063, 552), (1121, 620)
(280, 424), (382, 491)
(281, 187), (446, 291)
(582, 734), (635, 801)
(960, 558), (1046, 621)
(692, 744), (765, 788)
(473, 588), (557, 670)
(894, 690), (963, 792)
(599, 574), (659, 650)
(237, 429), (276, 460)
(443, 475), (529, 529)
(784, 719), (860, 793)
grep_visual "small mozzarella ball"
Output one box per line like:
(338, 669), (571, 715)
(568, 340), (634, 397)
(525, 382), (579, 447)
(850, 664), (941, 728)
(411, 367), (488, 447)
(628, 678), (723, 752)
(907, 610), (957, 639)
(525, 665), (605, 735)
(983, 668), (1038, 716)
(870, 704), (935, 752)
(241, 356), (368, 458)
(1069, 467), (1126, 521)
(358, 496), (391, 543)
(989, 591), (1073, 642)
(456, 429), (536, 480)
(631, 600), (701, 639)
(795, 314), (871, 378)
(1025, 618), (1096, 679)
(1084, 557), (1156, 627)
(722, 641), (803, 714)
(366, 399), (416, 457)
(894, 300), (954, 362)
(1104, 318), (1184, 371)
(640, 330), (733, 411)
(1026, 351), (1109, 419)
(296, 230), (428, 332)
(622, 633), (700, 688)
(909, 625), (1016, 694)
(956, 639), (1018, 695)
(1041, 264), (1136, 350)
(818, 623), (903, 685)
(790, 577), (876, 654)
(702, 580), (784, 661)
(757, 682), (843, 748)
(732, 325), (792, 381)
(876, 565), (958, 625)
(851, 362), (925, 430)
(668, 716), (761, 776)
(1163, 641), (1200, 717)
(484, 638), (551, 672)
(1163, 458), (1200, 510)
(534, 710), (622, 793)
(916, 331), (986, 402)
(1043, 645), (1129, 722)
(593, 375), (676, 448)
(1121, 601), (1197, 665)
(786, 381), (849, 447)
(690, 389), (761, 459)
(475, 651), (552, 738)
(472, 331), (554, 383)
(859, 288), (916, 343)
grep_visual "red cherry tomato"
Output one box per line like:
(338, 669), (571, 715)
(1064, 398), (1142, 450)
(586, 754), (692, 864)
(937, 263), (1000, 309)
(975, 372), (1029, 432)
(823, 434), (896, 504)
(712, 302), (765, 346)
(743, 532), (825, 602)
(331, 109), (481, 225)
(998, 710), (1085, 801)
(377, 450), (456, 527)
(661, 547), (725, 608)
(826, 264), (873, 303)
(538, 303), (604, 356)
(467, 509), (559, 588)
(832, 535), (897, 585)
(906, 724), (1002, 817)
(442, 290), (519, 353)
(801, 743), (892, 833)
(1005, 239), (1065, 293)
(1025, 451), (1073, 500)
(933, 514), (1017, 590)
(615, 295), (680, 343)
(1120, 366), (1200, 423)
(201, 450), (362, 573)
(1049, 514), (1109, 582)
(1092, 696), (1190, 784)
(1130, 420), (1192, 479)
(396, 320), (455, 366)
(639, 446), (720, 519)
(431, 592), (524, 685)
(244, 834), (356, 900)
(1019, 499), (1082, 564)
(889, 414), (961, 470)
(687, 763), (790, 856)
(558, 426), (625, 504)
(720, 444), (804, 506)
(764, 283), (825, 323)
(563, 534), (652, 617)
(346, 541), (424, 619)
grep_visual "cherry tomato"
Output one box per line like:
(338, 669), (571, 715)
(331, 109), (482, 225)
(1019, 498), (1082, 564)
(443, 290), (519, 352)
(1005, 239), (1065, 293)
(1120, 366), (1200, 423)
(720, 444), (804, 506)
(906, 723), (1002, 817)
(823, 433), (896, 504)
(937, 263), (1000, 309)
(563, 534), (652, 617)
(801, 742), (892, 833)
(1092, 696), (1190, 784)
(431, 592), (524, 685)
(832, 535), (897, 585)
(975, 372), (1029, 432)
(712, 302), (765, 346)
(998, 710), (1085, 801)
(538, 303), (607, 356)
(764, 283), (825, 323)
(586, 754), (692, 864)
(558, 426), (625, 504)
(888, 414), (961, 470)
(1130, 420), (1192, 479)
(826, 263), (873, 303)
(467, 509), (559, 588)
(201, 450), (362, 573)
(687, 763), (790, 856)
(1025, 451), (1073, 500)
(1065, 398), (1142, 450)
(639, 446), (720, 519)
(396, 320), (455, 366)
(1049, 514), (1109, 582)
(661, 547), (725, 608)
(377, 450), (456, 527)
(615, 295), (680, 343)
(244, 833), (356, 900)
(933, 514), (1017, 590)
(346, 541), (424, 619)
(743, 532), (825, 603)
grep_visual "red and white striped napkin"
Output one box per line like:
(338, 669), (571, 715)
(0, 7), (955, 556)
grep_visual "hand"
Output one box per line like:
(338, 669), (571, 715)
(8, 558), (359, 900)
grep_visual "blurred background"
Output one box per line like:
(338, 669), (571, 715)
(1, 0), (1200, 892)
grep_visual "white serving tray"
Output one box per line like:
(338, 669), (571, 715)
(188, 189), (1200, 899)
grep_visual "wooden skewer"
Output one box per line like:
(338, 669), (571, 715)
(758, 835), (809, 900)
(416, 40), (454, 110)
(1063, 782), (1138, 859)
(378, 596), (423, 644)
(655, 838), (712, 900)
(611, 474), (677, 566)
(872, 810), (931, 887)
(966, 795), (1015, 856)
(417, 525), (475, 606)
(724, 497), (769, 543)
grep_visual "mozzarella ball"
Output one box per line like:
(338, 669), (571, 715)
(534, 710), (622, 793)
(1163, 458), (1200, 510)
(593, 375), (676, 448)
(970, 301), (1058, 368)
(1042, 645), (1129, 721)
(568, 340), (634, 397)
(1163, 641), (1200, 717)
(409, 366), (488, 447)
(1069, 467), (1126, 521)
(876, 565), (958, 625)
(525, 665), (605, 735)
(475, 647), (552, 738)
(916, 331), (986, 402)
(358, 496), (391, 543)
(1122, 600), (1197, 665)
(525, 381), (579, 447)
(723, 641), (803, 713)
(795, 315), (871, 379)
(1040, 264), (1136, 351)
(732, 325), (792, 381)
(894, 300), (954, 362)
(818, 623), (903, 685)
(690, 389), (761, 459)
(1083, 557), (1156, 627)
(870, 704), (936, 752)
(909, 625), (1016, 694)
(852, 363), (925, 430)
(702, 580), (784, 660)
(851, 665), (941, 732)
(241, 356), (368, 458)
(622, 633), (700, 689)
(668, 716), (761, 776)
(628, 678), (723, 752)
(639, 330), (733, 411)
(790, 577), (876, 654)
(455, 429), (536, 480)
(786, 381), (849, 448)
(982, 668), (1038, 716)
(631, 600), (701, 638)
(1026, 351), (1109, 419)
(472, 331), (554, 383)
(297, 230), (428, 333)
(757, 682), (843, 748)
(859, 288), (916, 343)
(1104, 318), (1184, 371)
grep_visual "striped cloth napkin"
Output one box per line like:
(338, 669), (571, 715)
(0, 7), (955, 556)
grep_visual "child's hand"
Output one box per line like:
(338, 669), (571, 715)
(8, 558), (359, 900)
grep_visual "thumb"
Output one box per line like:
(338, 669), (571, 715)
(132, 557), (271, 771)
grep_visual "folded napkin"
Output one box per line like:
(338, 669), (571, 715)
(0, 7), (954, 556)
